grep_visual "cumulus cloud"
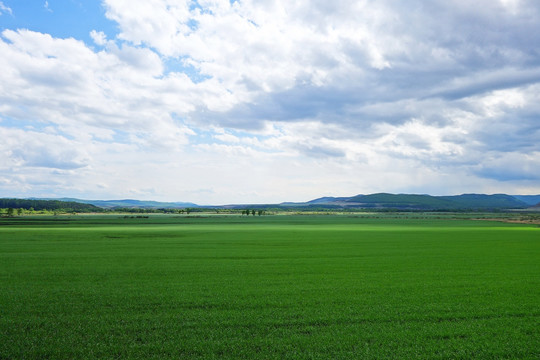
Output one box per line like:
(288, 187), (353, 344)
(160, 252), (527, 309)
(0, 127), (90, 170)
(0, 29), (202, 141)
(90, 30), (107, 46)
(1, 0), (540, 201)
(474, 152), (540, 181)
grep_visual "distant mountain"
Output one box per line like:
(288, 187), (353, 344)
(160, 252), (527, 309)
(306, 196), (349, 204)
(298, 193), (531, 210)
(344, 193), (454, 208)
(83, 199), (199, 209)
(511, 195), (540, 206)
(29, 198), (199, 209)
(19, 193), (539, 211)
(1, 198), (102, 212)
(441, 194), (529, 209)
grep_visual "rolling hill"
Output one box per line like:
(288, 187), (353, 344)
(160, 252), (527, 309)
(11, 193), (538, 211)
(297, 193), (532, 210)
(0, 198), (103, 212)
(511, 195), (540, 206)
(29, 198), (199, 209)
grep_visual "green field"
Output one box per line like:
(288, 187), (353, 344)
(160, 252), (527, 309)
(1, 215), (539, 359)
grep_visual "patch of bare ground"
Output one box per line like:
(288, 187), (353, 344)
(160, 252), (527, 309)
(475, 217), (540, 225)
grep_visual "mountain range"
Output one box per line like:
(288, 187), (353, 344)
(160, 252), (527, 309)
(22, 193), (540, 211)
(295, 193), (539, 210)
(39, 198), (199, 209)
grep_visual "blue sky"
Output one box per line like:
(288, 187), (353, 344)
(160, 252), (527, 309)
(1, 0), (539, 204)
(0, 1), (117, 44)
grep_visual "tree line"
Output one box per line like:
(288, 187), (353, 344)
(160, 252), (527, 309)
(242, 209), (265, 216)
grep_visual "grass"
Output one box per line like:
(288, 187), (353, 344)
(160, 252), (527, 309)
(1, 214), (539, 359)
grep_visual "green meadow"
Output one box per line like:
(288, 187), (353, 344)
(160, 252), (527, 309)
(1, 215), (539, 359)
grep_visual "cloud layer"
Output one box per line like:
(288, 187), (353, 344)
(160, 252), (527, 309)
(1, 0), (539, 203)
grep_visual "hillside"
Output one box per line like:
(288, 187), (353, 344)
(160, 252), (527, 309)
(439, 194), (529, 209)
(511, 195), (540, 206)
(297, 193), (531, 210)
(32, 198), (199, 209)
(344, 193), (455, 209)
(0, 198), (103, 212)
(11, 193), (539, 212)
(77, 199), (199, 209)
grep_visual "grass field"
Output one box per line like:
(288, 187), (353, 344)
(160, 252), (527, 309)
(1, 214), (539, 359)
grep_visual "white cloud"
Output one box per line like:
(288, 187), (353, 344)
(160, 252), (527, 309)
(0, 1), (12, 15)
(0, 127), (90, 170)
(90, 30), (107, 46)
(0, 29), (207, 141)
(102, 0), (396, 99)
(1, 0), (540, 202)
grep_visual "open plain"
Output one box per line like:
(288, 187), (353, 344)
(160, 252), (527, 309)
(1, 214), (539, 359)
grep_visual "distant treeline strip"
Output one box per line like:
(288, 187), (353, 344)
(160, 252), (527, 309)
(0, 199), (103, 212)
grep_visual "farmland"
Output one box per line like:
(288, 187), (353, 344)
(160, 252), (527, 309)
(1, 214), (539, 359)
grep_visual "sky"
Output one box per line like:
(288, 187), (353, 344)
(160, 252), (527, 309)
(1, 0), (539, 204)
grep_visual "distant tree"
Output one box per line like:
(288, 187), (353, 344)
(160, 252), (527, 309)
(251, 209), (256, 216)
(17, 208), (23, 216)
(186, 208), (191, 215)
(257, 210), (263, 216)
(7, 208), (15, 217)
